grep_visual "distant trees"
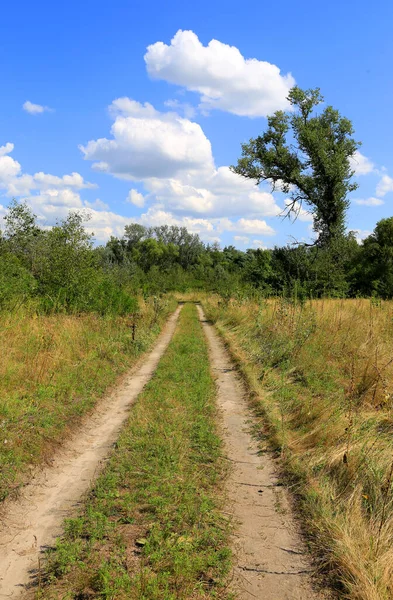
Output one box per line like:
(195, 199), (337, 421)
(354, 218), (393, 298)
(1, 201), (393, 307)
(232, 87), (359, 246)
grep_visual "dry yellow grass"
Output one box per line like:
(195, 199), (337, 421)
(202, 295), (393, 600)
(0, 297), (176, 501)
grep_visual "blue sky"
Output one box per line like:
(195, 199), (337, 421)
(1, 0), (392, 248)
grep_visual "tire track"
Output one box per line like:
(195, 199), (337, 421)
(0, 305), (182, 598)
(197, 305), (325, 599)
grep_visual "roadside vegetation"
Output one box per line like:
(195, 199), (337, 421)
(33, 303), (231, 600)
(203, 294), (393, 600)
(0, 296), (175, 502)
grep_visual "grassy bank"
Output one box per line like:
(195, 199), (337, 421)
(34, 303), (231, 600)
(0, 296), (176, 502)
(203, 296), (393, 600)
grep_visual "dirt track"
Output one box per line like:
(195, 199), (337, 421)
(0, 306), (182, 598)
(197, 305), (323, 599)
(1, 303), (325, 599)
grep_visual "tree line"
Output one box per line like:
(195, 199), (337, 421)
(0, 199), (392, 314)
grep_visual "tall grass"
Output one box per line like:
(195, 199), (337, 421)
(0, 296), (176, 502)
(203, 295), (393, 600)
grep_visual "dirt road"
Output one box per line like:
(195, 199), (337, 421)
(198, 305), (323, 600)
(0, 306), (182, 598)
(1, 303), (325, 599)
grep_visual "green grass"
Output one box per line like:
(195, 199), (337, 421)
(0, 296), (176, 502)
(34, 303), (231, 600)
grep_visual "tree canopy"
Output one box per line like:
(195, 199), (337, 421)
(232, 87), (360, 246)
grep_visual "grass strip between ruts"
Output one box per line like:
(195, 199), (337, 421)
(36, 303), (232, 600)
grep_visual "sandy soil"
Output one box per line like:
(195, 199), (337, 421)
(197, 305), (325, 600)
(0, 306), (182, 598)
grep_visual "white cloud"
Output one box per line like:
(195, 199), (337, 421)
(32, 171), (96, 190)
(127, 189), (145, 207)
(376, 174), (393, 197)
(145, 30), (295, 117)
(234, 218), (275, 236)
(252, 239), (267, 249)
(23, 100), (53, 115)
(234, 235), (249, 245)
(80, 98), (213, 179)
(354, 197), (384, 206)
(218, 217), (275, 236)
(0, 143), (95, 197)
(84, 199), (109, 210)
(144, 167), (281, 219)
(349, 151), (374, 176)
(0, 153), (22, 184)
(0, 143), (14, 157)
(80, 98), (282, 223)
(164, 99), (196, 119)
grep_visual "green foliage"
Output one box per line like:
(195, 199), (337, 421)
(353, 217), (393, 298)
(1, 199), (393, 306)
(232, 86), (359, 246)
(0, 253), (37, 308)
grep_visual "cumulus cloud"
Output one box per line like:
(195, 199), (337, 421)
(15, 189), (129, 242)
(354, 197), (384, 206)
(376, 174), (393, 197)
(217, 217), (275, 236)
(349, 151), (374, 176)
(0, 143), (15, 157)
(79, 97), (282, 227)
(252, 239), (267, 249)
(127, 189), (145, 207)
(145, 30), (295, 117)
(0, 150), (22, 184)
(32, 171), (96, 190)
(144, 167), (281, 219)
(0, 140), (281, 245)
(234, 235), (249, 245)
(0, 143), (95, 197)
(80, 98), (213, 179)
(23, 100), (53, 115)
(84, 199), (109, 210)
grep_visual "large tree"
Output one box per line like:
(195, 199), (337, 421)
(231, 87), (360, 246)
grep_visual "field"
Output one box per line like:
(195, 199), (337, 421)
(0, 296), (176, 501)
(203, 295), (393, 600)
(2, 295), (393, 600)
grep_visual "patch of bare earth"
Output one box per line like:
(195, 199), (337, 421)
(0, 306), (182, 599)
(197, 305), (326, 600)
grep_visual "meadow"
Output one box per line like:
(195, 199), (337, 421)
(0, 296), (176, 502)
(203, 295), (393, 600)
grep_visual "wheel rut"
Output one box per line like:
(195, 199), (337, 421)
(0, 306), (182, 598)
(197, 305), (325, 600)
